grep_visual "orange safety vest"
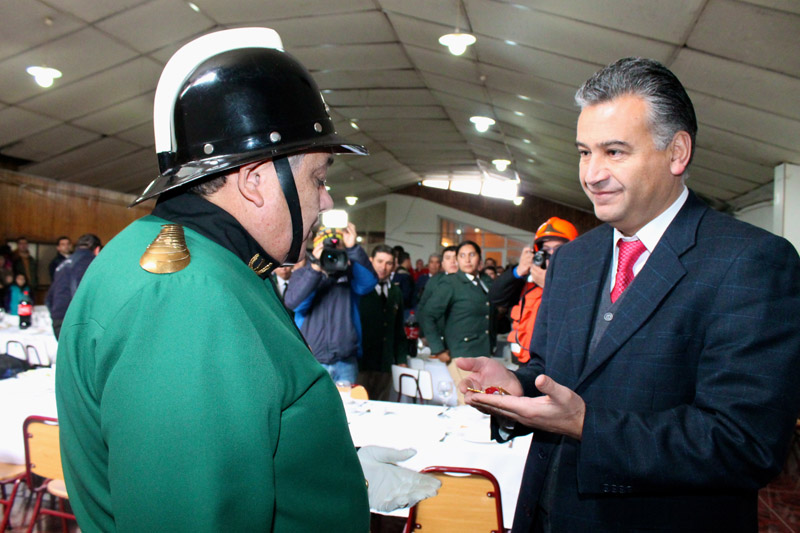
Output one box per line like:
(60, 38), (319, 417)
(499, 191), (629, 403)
(506, 282), (543, 363)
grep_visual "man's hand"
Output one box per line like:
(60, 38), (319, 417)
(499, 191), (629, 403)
(310, 241), (324, 272)
(530, 263), (546, 288)
(432, 350), (451, 364)
(465, 373), (586, 441)
(357, 446), (441, 512)
(516, 247), (534, 277)
(456, 357), (523, 396)
(342, 222), (358, 248)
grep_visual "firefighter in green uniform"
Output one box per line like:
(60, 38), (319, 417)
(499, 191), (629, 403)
(55, 28), (438, 532)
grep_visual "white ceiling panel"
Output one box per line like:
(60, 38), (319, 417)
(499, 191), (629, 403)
(740, 0), (800, 15)
(96, 0), (215, 54)
(671, 49), (800, 121)
(466, 0), (677, 66)
(44, 0), (146, 23)
(72, 92), (155, 135)
(3, 124), (99, 162)
(0, 1), (797, 212)
(324, 89), (439, 107)
(687, 0), (800, 77)
(292, 43), (411, 71)
(0, 0), (84, 61)
(692, 93), (800, 152)
(19, 57), (162, 121)
(0, 107), (59, 147)
(116, 122), (156, 148)
(22, 137), (140, 179)
(478, 38), (600, 88)
(269, 11), (394, 47)
(335, 106), (447, 120)
(314, 70), (424, 90)
(0, 27), (138, 104)
(509, 0), (705, 44)
(698, 125), (800, 168)
(196, 0), (376, 24)
(66, 148), (155, 188)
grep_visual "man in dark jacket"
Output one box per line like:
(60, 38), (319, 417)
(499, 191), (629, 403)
(358, 244), (408, 400)
(48, 236), (72, 280)
(285, 222), (378, 384)
(46, 233), (101, 338)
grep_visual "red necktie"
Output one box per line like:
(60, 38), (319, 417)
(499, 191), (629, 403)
(611, 239), (647, 303)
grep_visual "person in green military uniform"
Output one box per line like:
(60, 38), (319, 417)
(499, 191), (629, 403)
(417, 241), (496, 403)
(55, 28), (438, 532)
(358, 244), (409, 400)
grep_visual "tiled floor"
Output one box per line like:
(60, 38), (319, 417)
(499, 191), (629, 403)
(4, 444), (799, 533)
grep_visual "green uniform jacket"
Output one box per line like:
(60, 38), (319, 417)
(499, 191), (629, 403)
(359, 285), (407, 372)
(55, 216), (369, 532)
(416, 272), (446, 340)
(417, 271), (496, 357)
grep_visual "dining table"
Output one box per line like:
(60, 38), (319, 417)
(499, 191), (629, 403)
(0, 306), (58, 365)
(343, 394), (530, 528)
(0, 367), (530, 529)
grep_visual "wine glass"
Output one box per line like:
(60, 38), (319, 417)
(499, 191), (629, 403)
(437, 380), (454, 416)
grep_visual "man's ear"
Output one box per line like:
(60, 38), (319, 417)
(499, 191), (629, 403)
(669, 131), (692, 177)
(235, 161), (271, 208)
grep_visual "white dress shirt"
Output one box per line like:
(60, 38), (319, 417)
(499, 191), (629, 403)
(609, 186), (688, 291)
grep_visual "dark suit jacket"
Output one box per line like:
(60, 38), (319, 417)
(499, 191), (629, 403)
(510, 192), (800, 532)
(418, 271), (496, 357)
(359, 284), (407, 372)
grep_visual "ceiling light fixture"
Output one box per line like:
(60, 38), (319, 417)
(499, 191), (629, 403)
(345, 196), (358, 206)
(470, 115), (495, 133)
(514, 111), (525, 117)
(513, 196), (524, 206)
(492, 159), (511, 172)
(26, 66), (62, 88)
(439, 32), (476, 56)
(349, 120), (359, 130)
(186, 2), (201, 12)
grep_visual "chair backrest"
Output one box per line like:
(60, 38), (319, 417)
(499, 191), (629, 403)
(23, 416), (64, 482)
(405, 466), (504, 533)
(26, 345), (51, 367)
(350, 385), (369, 400)
(391, 365), (433, 401)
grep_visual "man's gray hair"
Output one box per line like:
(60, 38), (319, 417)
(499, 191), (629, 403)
(190, 153), (306, 196)
(575, 57), (697, 169)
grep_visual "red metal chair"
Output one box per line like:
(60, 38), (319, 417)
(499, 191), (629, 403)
(23, 416), (75, 533)
(404, 466), (505, 533)
(0, 461), (26, 532)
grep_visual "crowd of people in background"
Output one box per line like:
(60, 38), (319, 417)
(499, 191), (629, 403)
(270, 216), (579, 403)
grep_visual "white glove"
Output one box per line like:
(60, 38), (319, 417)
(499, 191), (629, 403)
(357, 446), (442, 512)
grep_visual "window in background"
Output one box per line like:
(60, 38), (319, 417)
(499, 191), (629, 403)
(438, 218), (530, 268)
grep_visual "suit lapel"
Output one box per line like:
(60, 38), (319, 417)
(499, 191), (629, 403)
(575, 191), (707, 388)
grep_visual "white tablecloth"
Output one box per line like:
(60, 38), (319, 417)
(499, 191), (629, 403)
(344, 397), (530, 528)
(0, 368), (58, 464)
(0, 306), (58, 364)
(0, 369), (530, 529)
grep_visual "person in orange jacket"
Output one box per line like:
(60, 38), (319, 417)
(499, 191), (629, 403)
(488, 217), (578, 364)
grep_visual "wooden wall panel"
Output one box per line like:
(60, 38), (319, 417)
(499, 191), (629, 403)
(0, 169), (153, 245)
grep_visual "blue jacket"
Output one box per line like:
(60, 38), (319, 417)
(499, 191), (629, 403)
(285, 246), (377, 364)
(46, 248), (96, 320)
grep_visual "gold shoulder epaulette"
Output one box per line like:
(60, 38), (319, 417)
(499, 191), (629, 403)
(140, 224), (191, 274)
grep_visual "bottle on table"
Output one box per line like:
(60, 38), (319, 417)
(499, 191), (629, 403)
(18, 290), (33, 329)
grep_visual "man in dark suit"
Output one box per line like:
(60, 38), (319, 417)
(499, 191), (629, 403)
(458, 57), (800, 532)
(358, 244), (408, 400)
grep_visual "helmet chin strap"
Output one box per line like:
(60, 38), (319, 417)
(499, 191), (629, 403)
(273, 156), (304, 265)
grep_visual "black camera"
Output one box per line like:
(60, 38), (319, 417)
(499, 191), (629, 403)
(533, 249), (550, 270)
(318, 237), (348, 274)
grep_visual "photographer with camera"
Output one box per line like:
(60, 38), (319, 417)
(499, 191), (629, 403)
(488, 217), (578, 364)
(285, 220), (378, 385)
